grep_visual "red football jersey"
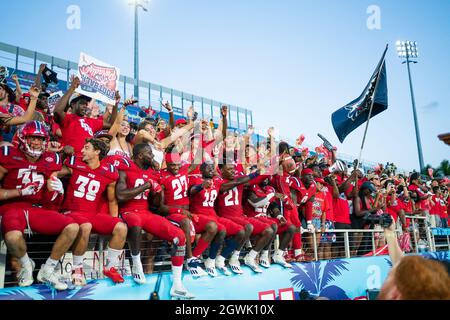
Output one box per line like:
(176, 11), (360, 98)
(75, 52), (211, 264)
(158, 164), (190, 207)
(189, 175), (223, 216)
(60, 114), (103, 155)
(216, 181), (244, 218)
(118, 160), (162, 213)
(0, 145), (62, 204)
(243, 184), (276, 218)
(62, 156), (119, 213)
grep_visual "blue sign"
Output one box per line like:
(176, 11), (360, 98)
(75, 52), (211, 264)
(0, 251), (448, 300)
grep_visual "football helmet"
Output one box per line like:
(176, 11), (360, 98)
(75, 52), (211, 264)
(18, 121), (49, 157)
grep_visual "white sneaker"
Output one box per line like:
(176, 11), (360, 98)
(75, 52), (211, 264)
(228, 256), (244, 274)
(259, 253), (271, 268)
(18, 259), (35, 287)
(186, 258), (208, 277)
(272, 253), (292, 268)
(204, 258), (217, 277)
(37, 265), (68, 290)
(132, 261), (146, 284)
(215, 256), (231, 276)
(244, 254), (263, 273)
(170, 284), (195, 300)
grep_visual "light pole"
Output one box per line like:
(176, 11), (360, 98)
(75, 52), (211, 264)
(396, 40), (424, 171)
(129, 0), (148, 99)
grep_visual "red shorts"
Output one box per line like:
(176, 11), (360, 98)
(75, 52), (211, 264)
(1, 203), (75, 236)
(122, 210), (185, 245)
(65, 211), (122, 235)
(222, 215), (271, 235)
(167, 213), (244, 236)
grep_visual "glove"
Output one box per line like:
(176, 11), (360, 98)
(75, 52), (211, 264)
(307, 221), (315, 233)
(20, 182), (40, 197)
(50, 176), (64, 194)
(148, 179), (162, 193)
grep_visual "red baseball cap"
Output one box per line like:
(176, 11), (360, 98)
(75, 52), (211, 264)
(301, 168), (314, 176)
(165, 152), (181, 164)
(175, 118), (187, 126)
(315, 178), (326, 184)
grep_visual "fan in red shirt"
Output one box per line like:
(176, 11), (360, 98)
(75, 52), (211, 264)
(0, 121), (79, 291)
(158, 151), (215, 277)
(216, 163), (274, 274)
(115, 144), (194, 299)
(58, 139), (127, 285)
(53, 76), (118, 156)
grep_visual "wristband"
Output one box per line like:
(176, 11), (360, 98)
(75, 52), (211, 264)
(168, 207), (182, 215)
(168, 110), (174, 114)
(248, 172), (259, 180)
(276, 214), (283, 220)
(307, 220), (312, 225)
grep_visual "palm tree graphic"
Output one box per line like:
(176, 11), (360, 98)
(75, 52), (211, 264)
(290, 260), (350, 300)
(0, 282), (98, 300)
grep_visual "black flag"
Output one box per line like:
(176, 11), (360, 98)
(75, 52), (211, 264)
(331, 46), (388, 143)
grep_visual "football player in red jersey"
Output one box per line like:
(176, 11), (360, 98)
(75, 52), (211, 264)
(115, 144), (194, 299)
(158, 152), (216, 277)
(57, 138), (128, 285)
(271, 155), (305, 261)
(216, 163), (275, 273)
(245, 179), (296, 268)
(0, 121), (79, 290)
(189, 161), (263, 277)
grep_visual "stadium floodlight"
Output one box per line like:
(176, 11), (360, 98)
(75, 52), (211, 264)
(396, 40), (424, 171)
(129, 0), (149, 99)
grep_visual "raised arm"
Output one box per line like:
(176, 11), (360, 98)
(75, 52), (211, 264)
(162, 101), (175, 130)
(54, 75), (80, 123)
(11, 74), (22, 103)
(33, 64), (46, 89)
(219, 171), (260, 193)
(221, 105), (228, 141)
(1, 85), (39, 126)
(160, 121), (195, 150)
(102, 91), (120, 129)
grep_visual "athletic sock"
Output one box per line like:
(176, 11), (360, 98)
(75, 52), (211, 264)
(172, 265), (183, 287)
(73, 255), (84, 268)
(19, 253), (31, 267)
(231, 250), (240, 260)
(131, 253), (141, 267)
(43, 258), (58, 272)
(294, 249), (303, 256)
(247, 249), (258, 260)
(106, 248), (123, 269)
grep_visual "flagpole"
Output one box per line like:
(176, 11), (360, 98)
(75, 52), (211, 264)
(355, 45), (388, 170)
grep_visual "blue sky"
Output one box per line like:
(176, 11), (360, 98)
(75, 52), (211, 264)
(1, 0), (449, 171)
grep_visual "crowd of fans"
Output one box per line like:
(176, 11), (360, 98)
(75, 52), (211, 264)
(0, 64), (449, 299)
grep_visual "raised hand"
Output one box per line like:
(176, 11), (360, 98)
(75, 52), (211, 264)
(39, 63), (47, 73)
(28, 85), (41, 99)
(12, 74), (19, 82)
(162, 101), (172, 111)
(221, 105), (228, 117)
(247, 125), (254, 135)
(70, 75), (81, 90)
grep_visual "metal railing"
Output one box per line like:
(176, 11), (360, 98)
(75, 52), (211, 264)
(0, 214), (448, 288)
